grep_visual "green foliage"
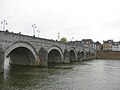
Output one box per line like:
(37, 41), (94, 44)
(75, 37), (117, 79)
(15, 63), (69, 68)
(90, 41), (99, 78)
(60, 37), (67, 43)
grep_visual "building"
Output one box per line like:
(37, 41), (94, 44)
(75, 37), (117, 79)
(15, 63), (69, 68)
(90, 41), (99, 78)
(102, 40), (113, 51)
(81, 39), (94, 48)
(94, 41), (101, 51)
(112, 42), (120, 51)
(68, 41), (82, 46)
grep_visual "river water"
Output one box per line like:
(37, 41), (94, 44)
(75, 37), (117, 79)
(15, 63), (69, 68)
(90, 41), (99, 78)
(0, 59), (120, 90)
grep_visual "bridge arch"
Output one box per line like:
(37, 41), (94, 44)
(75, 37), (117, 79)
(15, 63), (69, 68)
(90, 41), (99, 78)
(69, 47), (77, 62)
(5, 42), (38, 66)
(89, 50), (95, 59)
(88, 50), (91, 59)
(86, 50), (91, 60)
(47, 45), (63, 63)
(81, 50), (85, 60)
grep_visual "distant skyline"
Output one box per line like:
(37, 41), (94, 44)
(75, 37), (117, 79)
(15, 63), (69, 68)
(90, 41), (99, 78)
(0, 0), (120, 43)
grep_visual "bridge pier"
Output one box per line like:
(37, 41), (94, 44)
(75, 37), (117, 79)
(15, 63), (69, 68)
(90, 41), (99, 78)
(39, 48), (48, 66)
(63, 49), (70, 63)
(0, 46), (4, 73)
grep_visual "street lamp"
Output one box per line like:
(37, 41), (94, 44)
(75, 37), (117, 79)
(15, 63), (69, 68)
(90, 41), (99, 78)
(71, 37), (74, 41)
(1, 20), (7, 31)
(72, 37), (74, 41)
(37, 29), (40, 37)
(32, 24), (37, 36)
(57, 32), (60, 41)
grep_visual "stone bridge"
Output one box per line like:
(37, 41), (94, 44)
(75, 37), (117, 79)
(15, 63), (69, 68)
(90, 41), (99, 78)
(0, 31), (96, 73)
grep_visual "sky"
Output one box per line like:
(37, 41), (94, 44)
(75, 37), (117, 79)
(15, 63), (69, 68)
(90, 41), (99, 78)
(0, 0), (120, 43)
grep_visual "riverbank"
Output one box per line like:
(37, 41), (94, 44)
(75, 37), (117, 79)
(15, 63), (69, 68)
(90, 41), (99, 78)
(96, 51), (120, 59)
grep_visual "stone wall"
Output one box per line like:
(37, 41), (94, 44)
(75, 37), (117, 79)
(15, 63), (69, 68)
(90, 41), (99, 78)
(97, 51), (120, 59)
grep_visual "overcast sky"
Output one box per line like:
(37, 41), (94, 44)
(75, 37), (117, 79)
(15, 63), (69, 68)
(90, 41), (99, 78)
(0, 0), (120, 43)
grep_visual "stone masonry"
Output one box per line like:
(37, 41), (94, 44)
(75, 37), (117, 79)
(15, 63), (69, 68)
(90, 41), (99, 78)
(0, 31), (96, 73)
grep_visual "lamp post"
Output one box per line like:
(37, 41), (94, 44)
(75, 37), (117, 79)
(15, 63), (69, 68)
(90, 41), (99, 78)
(71, 37), (74, 41)
(37, 29), (40, 37)
(72, 37), (74, 41)
(1, 20), (7, 31)
(32, 24), (37, 36)
(57, 32), (60, 41)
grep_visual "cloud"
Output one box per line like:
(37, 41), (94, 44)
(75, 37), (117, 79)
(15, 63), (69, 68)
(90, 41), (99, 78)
(0, 0), (120, 42)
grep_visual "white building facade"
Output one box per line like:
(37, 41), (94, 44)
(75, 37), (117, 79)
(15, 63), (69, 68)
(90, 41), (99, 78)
(112, 42), (120, 51)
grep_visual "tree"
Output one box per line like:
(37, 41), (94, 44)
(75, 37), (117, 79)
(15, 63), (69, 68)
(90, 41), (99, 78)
(60, 37), (67, 43)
